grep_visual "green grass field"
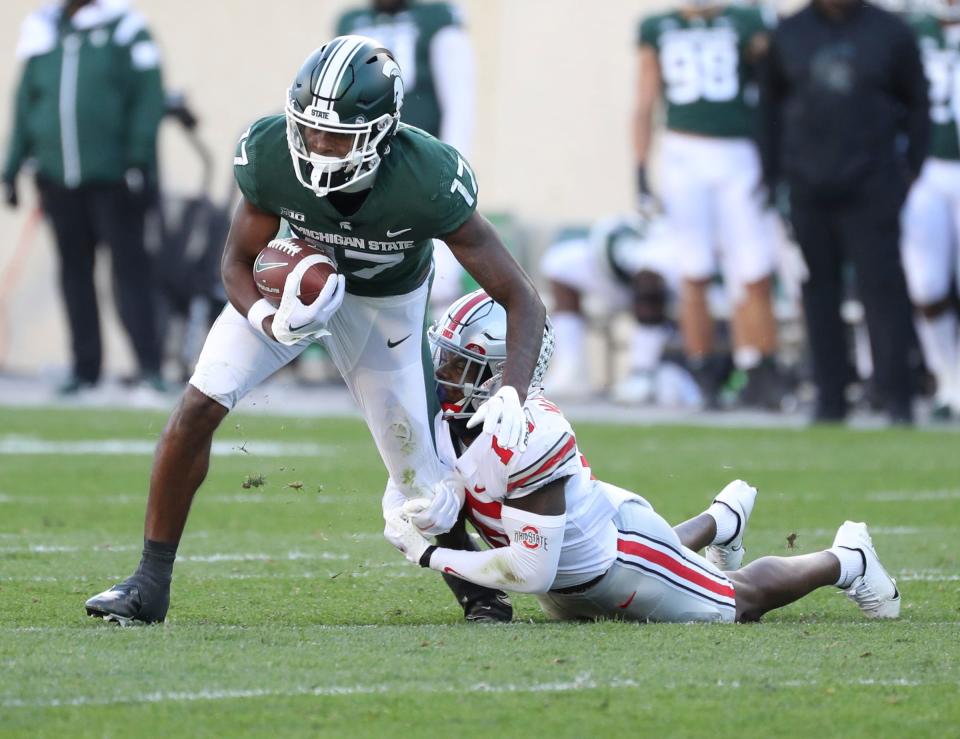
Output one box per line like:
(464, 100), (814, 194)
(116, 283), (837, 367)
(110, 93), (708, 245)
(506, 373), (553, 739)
(1, 407), (958, 737)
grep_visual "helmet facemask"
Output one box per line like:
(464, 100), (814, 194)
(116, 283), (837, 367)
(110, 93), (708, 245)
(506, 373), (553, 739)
(430, 339), (505, 418)
(284, 103), (396, 197)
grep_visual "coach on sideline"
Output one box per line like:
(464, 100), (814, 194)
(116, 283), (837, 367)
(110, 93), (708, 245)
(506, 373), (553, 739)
(2, 0), (166, 396)
(759, 0), (929, 424)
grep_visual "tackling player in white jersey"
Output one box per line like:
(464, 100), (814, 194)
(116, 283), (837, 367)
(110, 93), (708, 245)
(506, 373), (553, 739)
(382, 290), (901, 622)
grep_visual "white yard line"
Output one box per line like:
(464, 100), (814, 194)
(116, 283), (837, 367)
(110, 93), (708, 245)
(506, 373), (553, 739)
(0, 492), (340, 506)
(805, 526), (924, 537)
(2, 674), (949, 709)
(866, 490), (960, 502)
(0, 436), (336, 458)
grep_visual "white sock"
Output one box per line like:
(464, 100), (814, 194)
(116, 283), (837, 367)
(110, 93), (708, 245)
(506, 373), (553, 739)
(829, 546), (866, 589)
(629, 324), (668, 373)
(734, 345), (762, 371)
(915, 312), (958, 401)
(545, 312), (586, 388)
(707, 501), (740, 545)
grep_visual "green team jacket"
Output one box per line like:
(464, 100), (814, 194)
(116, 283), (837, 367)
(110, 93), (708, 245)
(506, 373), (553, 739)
(2, 2), (165, 188)
(336, 2), (463, 137)
(235, 117), (478, 298)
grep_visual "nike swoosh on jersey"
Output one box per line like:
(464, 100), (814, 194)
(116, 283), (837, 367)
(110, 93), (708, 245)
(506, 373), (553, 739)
(254, 261), (288, 273)
(387, 334), (412, 348)
(386, 227), (412, 237)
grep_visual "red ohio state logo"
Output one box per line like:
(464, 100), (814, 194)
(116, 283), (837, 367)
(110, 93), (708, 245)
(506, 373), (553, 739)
(514, 525), (548, 551)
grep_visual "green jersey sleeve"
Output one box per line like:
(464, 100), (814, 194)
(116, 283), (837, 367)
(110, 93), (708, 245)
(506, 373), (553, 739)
(428, 138), (479, 236)
(393, 126), (478, 236)
(638, 15), (661, 49)
(233, 118), (270, 211)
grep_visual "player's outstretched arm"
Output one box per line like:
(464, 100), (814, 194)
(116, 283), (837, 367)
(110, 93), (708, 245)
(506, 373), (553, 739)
(221, 196), (282, 337)
(443, 212), (546, 405)
(385, 478), (567, 595)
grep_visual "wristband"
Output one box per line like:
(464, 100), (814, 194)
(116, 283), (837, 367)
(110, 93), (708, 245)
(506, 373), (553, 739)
(419, 545), (438, 569)
(247, 298), (277, 338)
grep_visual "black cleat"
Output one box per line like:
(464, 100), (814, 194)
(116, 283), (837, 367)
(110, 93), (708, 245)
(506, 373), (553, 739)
(737, 359), (793, 411)
(464, 592), (513, 623)
(85, 574), (169, 625)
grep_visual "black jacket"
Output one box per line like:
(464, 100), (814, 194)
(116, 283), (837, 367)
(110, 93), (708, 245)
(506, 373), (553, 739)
(759, 0), (929, 198)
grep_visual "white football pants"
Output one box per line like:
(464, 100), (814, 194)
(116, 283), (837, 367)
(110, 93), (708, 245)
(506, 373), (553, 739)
(189, 278), (446, 499)
(658, 131), (777, 293)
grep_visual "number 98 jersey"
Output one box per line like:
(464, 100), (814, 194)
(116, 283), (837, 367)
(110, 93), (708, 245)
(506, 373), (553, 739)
(638, 6), (768, 138)
(234, 116), (478, 297)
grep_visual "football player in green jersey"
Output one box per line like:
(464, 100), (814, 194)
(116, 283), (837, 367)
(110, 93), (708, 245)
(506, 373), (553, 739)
(902, 0), (960, 418)
(85, 36), (546, 625)
(635, 0), (786, 409)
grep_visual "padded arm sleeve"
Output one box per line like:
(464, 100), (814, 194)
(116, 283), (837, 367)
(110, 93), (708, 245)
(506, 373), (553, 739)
(427, 507), (566, 594)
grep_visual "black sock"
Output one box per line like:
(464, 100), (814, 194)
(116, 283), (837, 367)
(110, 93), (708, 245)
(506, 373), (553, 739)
(135, 538), (177, 584)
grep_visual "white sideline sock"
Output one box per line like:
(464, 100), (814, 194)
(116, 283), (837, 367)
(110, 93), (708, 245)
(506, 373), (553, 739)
(829, 546), (866, 589)
(707, 501), (740, 545)
(734, 345), (762, 371)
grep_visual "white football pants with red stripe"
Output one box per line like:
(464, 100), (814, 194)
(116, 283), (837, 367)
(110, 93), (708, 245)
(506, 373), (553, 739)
(189, 277), (447, 500)
(537, 498), (737, 623)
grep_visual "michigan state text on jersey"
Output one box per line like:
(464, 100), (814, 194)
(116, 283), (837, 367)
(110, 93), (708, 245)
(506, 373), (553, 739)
(84, 35), (545, 626)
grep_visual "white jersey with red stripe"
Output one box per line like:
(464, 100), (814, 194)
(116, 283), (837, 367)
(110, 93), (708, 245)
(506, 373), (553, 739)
(437, 392), (622, 589)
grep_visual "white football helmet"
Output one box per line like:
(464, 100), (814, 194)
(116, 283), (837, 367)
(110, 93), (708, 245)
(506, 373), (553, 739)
(428, 290), (555, 417)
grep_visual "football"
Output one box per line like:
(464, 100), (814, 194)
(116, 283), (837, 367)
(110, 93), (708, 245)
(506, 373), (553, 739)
(253, 238), (337, 307)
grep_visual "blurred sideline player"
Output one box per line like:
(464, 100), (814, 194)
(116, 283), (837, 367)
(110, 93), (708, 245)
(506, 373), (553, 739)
(902, 0), (960, 418)
(337, 0), (475, 319)
(540, 213), (701, 407)
(634, 0), (786, 409)
(85, 36), (545, 625)
(382, 290), (901, 623)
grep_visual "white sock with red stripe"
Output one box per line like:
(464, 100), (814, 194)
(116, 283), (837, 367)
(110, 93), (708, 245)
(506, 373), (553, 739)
(706, 502), (739, 545)
(828, 546), (866, 588)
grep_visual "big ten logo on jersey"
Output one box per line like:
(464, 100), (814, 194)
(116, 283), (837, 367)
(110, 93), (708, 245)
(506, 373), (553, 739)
(514, 525), (549, 551)
(280, 207), (305, 222)
(660, 26), (739, 105)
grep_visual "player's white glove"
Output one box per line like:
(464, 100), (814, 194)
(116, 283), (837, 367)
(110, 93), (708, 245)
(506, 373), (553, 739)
(467, 385), (527, 451)
(272, 257), (346, 346)
(383, 507), (433, 566)
(402, 479), (464, 536)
